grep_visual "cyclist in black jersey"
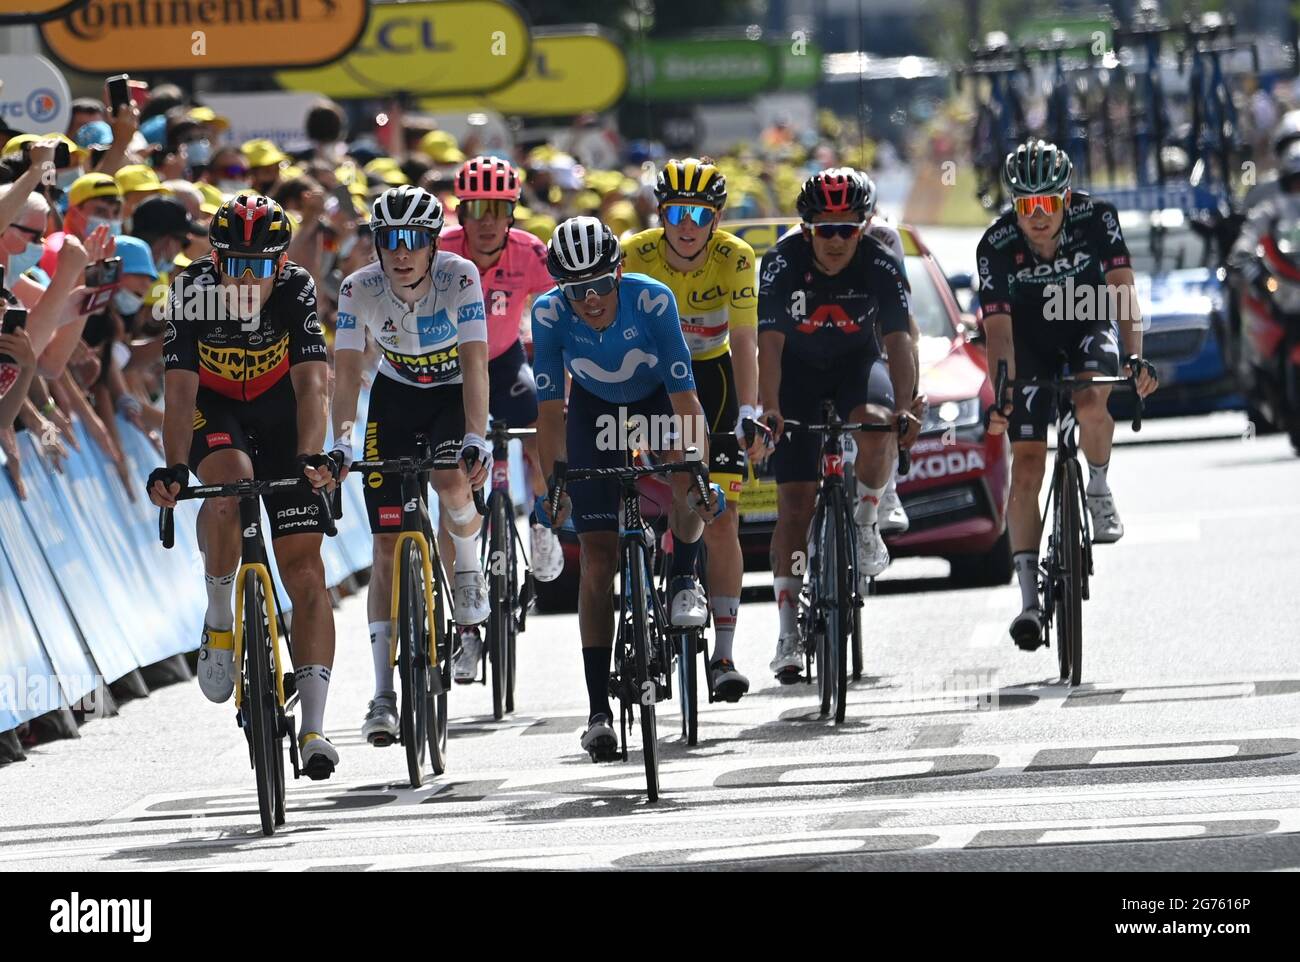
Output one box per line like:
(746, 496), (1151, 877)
(147, 194), (340, 776)
(758, 169), (920, 682)
(977, 141), (1158, 649)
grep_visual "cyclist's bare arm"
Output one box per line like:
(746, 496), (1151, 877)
(161, 368), (199, 468)
(1106, 266), (1143, 359)
(536, 398), (566, 481)
(757, 329), (784, 426)
(666, 389), (709, 466)
(731, 325), (759, 410)
(291, 360), (330, 457)
(983, 312), (1015, 434)
(458, 339), (490, 439)
(331, 347), (364, 479)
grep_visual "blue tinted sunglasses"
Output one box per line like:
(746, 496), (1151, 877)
(560, 272), (618, 301)
(807, 221), (865, 239)
(219, 253), (277, 279)
(663, 204), (717, 227)
(375, 226), (436, 251)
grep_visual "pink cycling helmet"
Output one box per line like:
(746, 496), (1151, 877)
(454, 155), (521, 202)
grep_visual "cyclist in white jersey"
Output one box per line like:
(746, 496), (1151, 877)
(329, 185), (492, 746)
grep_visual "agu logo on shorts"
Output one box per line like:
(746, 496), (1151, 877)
(378, 506), (402, 527)
(206, 432), (232, 447)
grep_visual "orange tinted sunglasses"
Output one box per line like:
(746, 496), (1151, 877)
(1014, 192), (1067, 217)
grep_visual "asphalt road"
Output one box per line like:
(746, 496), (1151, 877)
(3, 408), (1298, 871)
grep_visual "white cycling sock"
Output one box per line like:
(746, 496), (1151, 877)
(369, 620), (394, 696)
(1087, 459), (1110, 496)
(450, 529), (480, 573)
(204, 568), (237, 632)
(710, 596), (739, 663)
(775, 577), (802, 636)
(295, 665), (331, 737)
(855, 484), (886, 526)
(1014, 552), (1039, 611)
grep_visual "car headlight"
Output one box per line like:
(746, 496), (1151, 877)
(921, 397), (981, 434)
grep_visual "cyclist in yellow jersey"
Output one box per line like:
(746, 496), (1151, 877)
(621, 157), (764, 702)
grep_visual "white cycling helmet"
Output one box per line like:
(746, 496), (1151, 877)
(546, 215), (622, 280)
(370, 185), (444, 233)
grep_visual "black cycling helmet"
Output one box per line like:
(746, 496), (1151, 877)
(1002, 139), (1074, 197)
(546, 215), (622, 281)
(209, 193), (293, 254)
(1273, 110), (1300, 157)
(796, 168), (872, 221)
(655, 157), (728, 209)
(1278, 140), (1300, 187)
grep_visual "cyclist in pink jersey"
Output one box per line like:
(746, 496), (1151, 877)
(441, 155), (563, 583)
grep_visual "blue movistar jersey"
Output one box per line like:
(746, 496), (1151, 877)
(530, 273), (696, 405)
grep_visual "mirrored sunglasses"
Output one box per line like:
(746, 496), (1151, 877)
(375, 226), (435, 251)
(663, 204), (717, 227)
(219, 254), (277, 279)
(1013, 193), (1067, 217)
(560, 272), (618, 301)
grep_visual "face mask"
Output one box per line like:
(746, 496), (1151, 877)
(155, 252), (175, 275)
(113, 288), (143, 315)
(187, 139), (212, 167)
(85, 216), (122, 237)
(338, 233), (359, 259)
(218, 179), (247, 194)
(7, 241), (44, 277)
(55, 168), (81, 190)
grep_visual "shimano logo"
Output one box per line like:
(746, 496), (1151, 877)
(50, 892), (151, 942)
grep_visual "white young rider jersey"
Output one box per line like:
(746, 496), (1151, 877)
(335, 252), (487, 388)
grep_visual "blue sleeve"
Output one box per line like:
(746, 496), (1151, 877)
(530, 293), (566, 403)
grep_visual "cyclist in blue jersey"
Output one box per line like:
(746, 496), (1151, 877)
(532, 216), (726, 759)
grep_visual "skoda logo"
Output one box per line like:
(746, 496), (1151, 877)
(26, 89), (60, 126)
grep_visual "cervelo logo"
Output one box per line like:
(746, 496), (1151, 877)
(50, 892), (150, 942)
(904, 449), (986, 481)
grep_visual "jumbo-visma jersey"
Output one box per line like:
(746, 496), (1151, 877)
(620, 228), (758, 361)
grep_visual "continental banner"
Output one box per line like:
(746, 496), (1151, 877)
(276, 0), (531, 99)
(0, 0), (88, 25)
(40, 0), (368, 73)
(419, 27), (626, 117)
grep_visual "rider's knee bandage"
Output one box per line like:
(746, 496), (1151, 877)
(443, 498), (478, 526)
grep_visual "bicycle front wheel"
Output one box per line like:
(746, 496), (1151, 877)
(243, 570), (278, 836)
(678, 630), (698, 745)
(830, 485), (850, 724)
(1058, 460), (1085, 685)
(427, 566), (449, 776)
(628, 544), (659, 802)
(398, 539), (430, 788)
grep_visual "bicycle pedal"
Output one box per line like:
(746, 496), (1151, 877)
(367, 732), (396, 748)
(775, 667), (803, 686)
(713, 680), (748, 703)
(302, 757), (335, 781)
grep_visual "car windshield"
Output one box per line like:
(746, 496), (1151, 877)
(905, 254), (957, 340)
(1118, 209), (1217, 274)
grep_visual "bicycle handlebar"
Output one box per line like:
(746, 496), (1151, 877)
(993, 359), (1147, 433)
(158, 475), (336, 549)
(546, 451), (712, 524)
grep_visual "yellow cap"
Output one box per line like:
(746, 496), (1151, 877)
(187, 106), (229, 130)
(241, 138), (288, 169)
(193, 180), (224, 216)
(418, 130), (464, 164)
(280, 164), (306, 181)
(68, 172), (122, 207)
(114, 164), (166, 196)
(3, 132), (89, 163)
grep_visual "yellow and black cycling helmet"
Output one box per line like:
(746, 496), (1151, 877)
(654, 157), (728, 210)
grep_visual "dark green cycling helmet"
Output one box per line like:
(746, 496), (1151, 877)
(1002, 139), (1074, 196)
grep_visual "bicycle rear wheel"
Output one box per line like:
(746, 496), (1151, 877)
(505, 524), (519, 714)
(488, 495), (510, 720)
(629, 544), (659, 802)
(677, 630), (698, 745)
(243, 570), (277, 836)
(1060, 460), (1084, 685)
(830, 486), (850, 724)
(398, 540), (430, 788)
(428, 570), (449, 776)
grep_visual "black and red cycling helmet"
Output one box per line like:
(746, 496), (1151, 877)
(209, 193), (293, 255)
(796, 168), (873, 222)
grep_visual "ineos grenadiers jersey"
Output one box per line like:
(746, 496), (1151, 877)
(976, 191), (1132, 353)
(164, 259), (327, 401)
(335, 253), (487, 388)
(757, 231), (910, 368)
(620, 228), (758, 361)
(778, 217), (911, 307)
(530, 273), (696, 405)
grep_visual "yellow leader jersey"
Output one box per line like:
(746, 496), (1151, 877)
(621, 228), (758, 362)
